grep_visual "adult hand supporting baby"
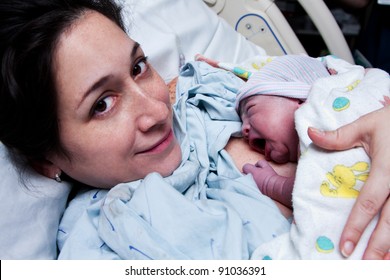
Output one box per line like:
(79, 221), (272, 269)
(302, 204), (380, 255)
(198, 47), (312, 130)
(308, 105), (390, 260)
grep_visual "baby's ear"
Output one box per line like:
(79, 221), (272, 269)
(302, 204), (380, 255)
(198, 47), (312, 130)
(29, 158), (61, 180)
(293, 98), (304, 109)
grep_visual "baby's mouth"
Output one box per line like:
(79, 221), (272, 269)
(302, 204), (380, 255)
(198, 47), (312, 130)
(251, 138), (265, 154)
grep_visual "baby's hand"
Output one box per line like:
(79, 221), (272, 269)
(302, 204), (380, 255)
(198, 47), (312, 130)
(243, 160), (294, 208)
(242, 160), (277, 192)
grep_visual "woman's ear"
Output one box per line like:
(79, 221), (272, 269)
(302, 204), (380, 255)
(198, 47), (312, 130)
(29, 158), (61, 180)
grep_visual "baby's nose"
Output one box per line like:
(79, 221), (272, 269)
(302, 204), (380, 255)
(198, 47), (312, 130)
(241, 123), (250, 139)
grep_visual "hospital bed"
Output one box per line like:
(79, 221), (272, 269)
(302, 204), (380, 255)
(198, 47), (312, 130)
(0, 0), (355, 259)
(206, 0), (354, 63)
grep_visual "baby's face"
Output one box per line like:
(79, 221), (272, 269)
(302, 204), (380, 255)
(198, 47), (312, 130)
(239, 95), (300, 163)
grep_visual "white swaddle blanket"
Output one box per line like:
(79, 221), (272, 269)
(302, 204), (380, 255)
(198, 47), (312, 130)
(251, 56), (390, 259)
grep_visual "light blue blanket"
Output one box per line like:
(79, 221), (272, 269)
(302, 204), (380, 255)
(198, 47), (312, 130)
(57, 62), (290, 259)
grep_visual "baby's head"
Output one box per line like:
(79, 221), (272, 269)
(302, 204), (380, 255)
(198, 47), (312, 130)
(235, 54), (328, 163)
(238, 94), (302, 163)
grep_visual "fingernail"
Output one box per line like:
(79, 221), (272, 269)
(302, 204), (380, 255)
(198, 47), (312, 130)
(341, 241), (355, 257)
(309, 127), (325, 136)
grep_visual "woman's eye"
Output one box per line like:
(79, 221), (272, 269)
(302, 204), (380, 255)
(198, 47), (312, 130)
(132, 57), (148, 77)
(93, 95), (115, 116)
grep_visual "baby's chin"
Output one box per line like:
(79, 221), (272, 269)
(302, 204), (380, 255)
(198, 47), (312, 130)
(269, 144), (299, 164)
(269, 152), (290, 164)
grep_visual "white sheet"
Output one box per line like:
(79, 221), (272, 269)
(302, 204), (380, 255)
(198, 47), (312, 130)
(0, 144), (71, 259)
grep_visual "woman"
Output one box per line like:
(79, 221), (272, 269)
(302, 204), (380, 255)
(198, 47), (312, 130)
(0, 0), (388, 259)
(0, 0), (182, 188)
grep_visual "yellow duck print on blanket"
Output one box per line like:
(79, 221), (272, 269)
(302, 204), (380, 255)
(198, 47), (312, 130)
(320, 162), (370, 198)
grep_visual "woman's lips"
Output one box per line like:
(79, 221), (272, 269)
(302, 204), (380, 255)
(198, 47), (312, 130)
(138, 130), (174, 155)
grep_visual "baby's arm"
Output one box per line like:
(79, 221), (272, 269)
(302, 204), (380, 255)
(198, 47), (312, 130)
(243, 160), (294, 209)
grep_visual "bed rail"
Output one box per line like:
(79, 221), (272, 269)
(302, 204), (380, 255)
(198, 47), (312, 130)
(205, 0), (354, 63)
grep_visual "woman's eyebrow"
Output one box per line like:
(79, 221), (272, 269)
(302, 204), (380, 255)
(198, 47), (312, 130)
(77, 75), (112, 110)
(131, 42), (140, 59)
(77, 42), (141, 109)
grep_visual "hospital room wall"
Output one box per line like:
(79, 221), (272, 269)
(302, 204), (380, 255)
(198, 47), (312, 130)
(275, 0), (390, 72)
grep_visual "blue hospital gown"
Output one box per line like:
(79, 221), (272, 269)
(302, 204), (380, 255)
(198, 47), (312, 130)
(57, 61), (290, 260)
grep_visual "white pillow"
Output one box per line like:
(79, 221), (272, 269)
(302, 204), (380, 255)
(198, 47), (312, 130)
(0, 143), (71, 259)
(120, 0), (266, 82)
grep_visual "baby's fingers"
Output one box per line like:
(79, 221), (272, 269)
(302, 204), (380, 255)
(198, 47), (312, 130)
(255, 159), (270, 168)
(243, 160), (269, 174)
(242, 163), (257, 175)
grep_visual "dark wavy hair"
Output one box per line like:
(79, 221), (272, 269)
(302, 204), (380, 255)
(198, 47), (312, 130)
(0, 0), (124, 163)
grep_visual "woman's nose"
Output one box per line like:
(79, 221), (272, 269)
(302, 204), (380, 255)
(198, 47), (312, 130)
(136, 90), (170, 132)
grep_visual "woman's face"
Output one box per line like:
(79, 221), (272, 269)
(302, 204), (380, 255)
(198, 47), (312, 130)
(240, 95), (299, 164)
(49, 11), (182, 188)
